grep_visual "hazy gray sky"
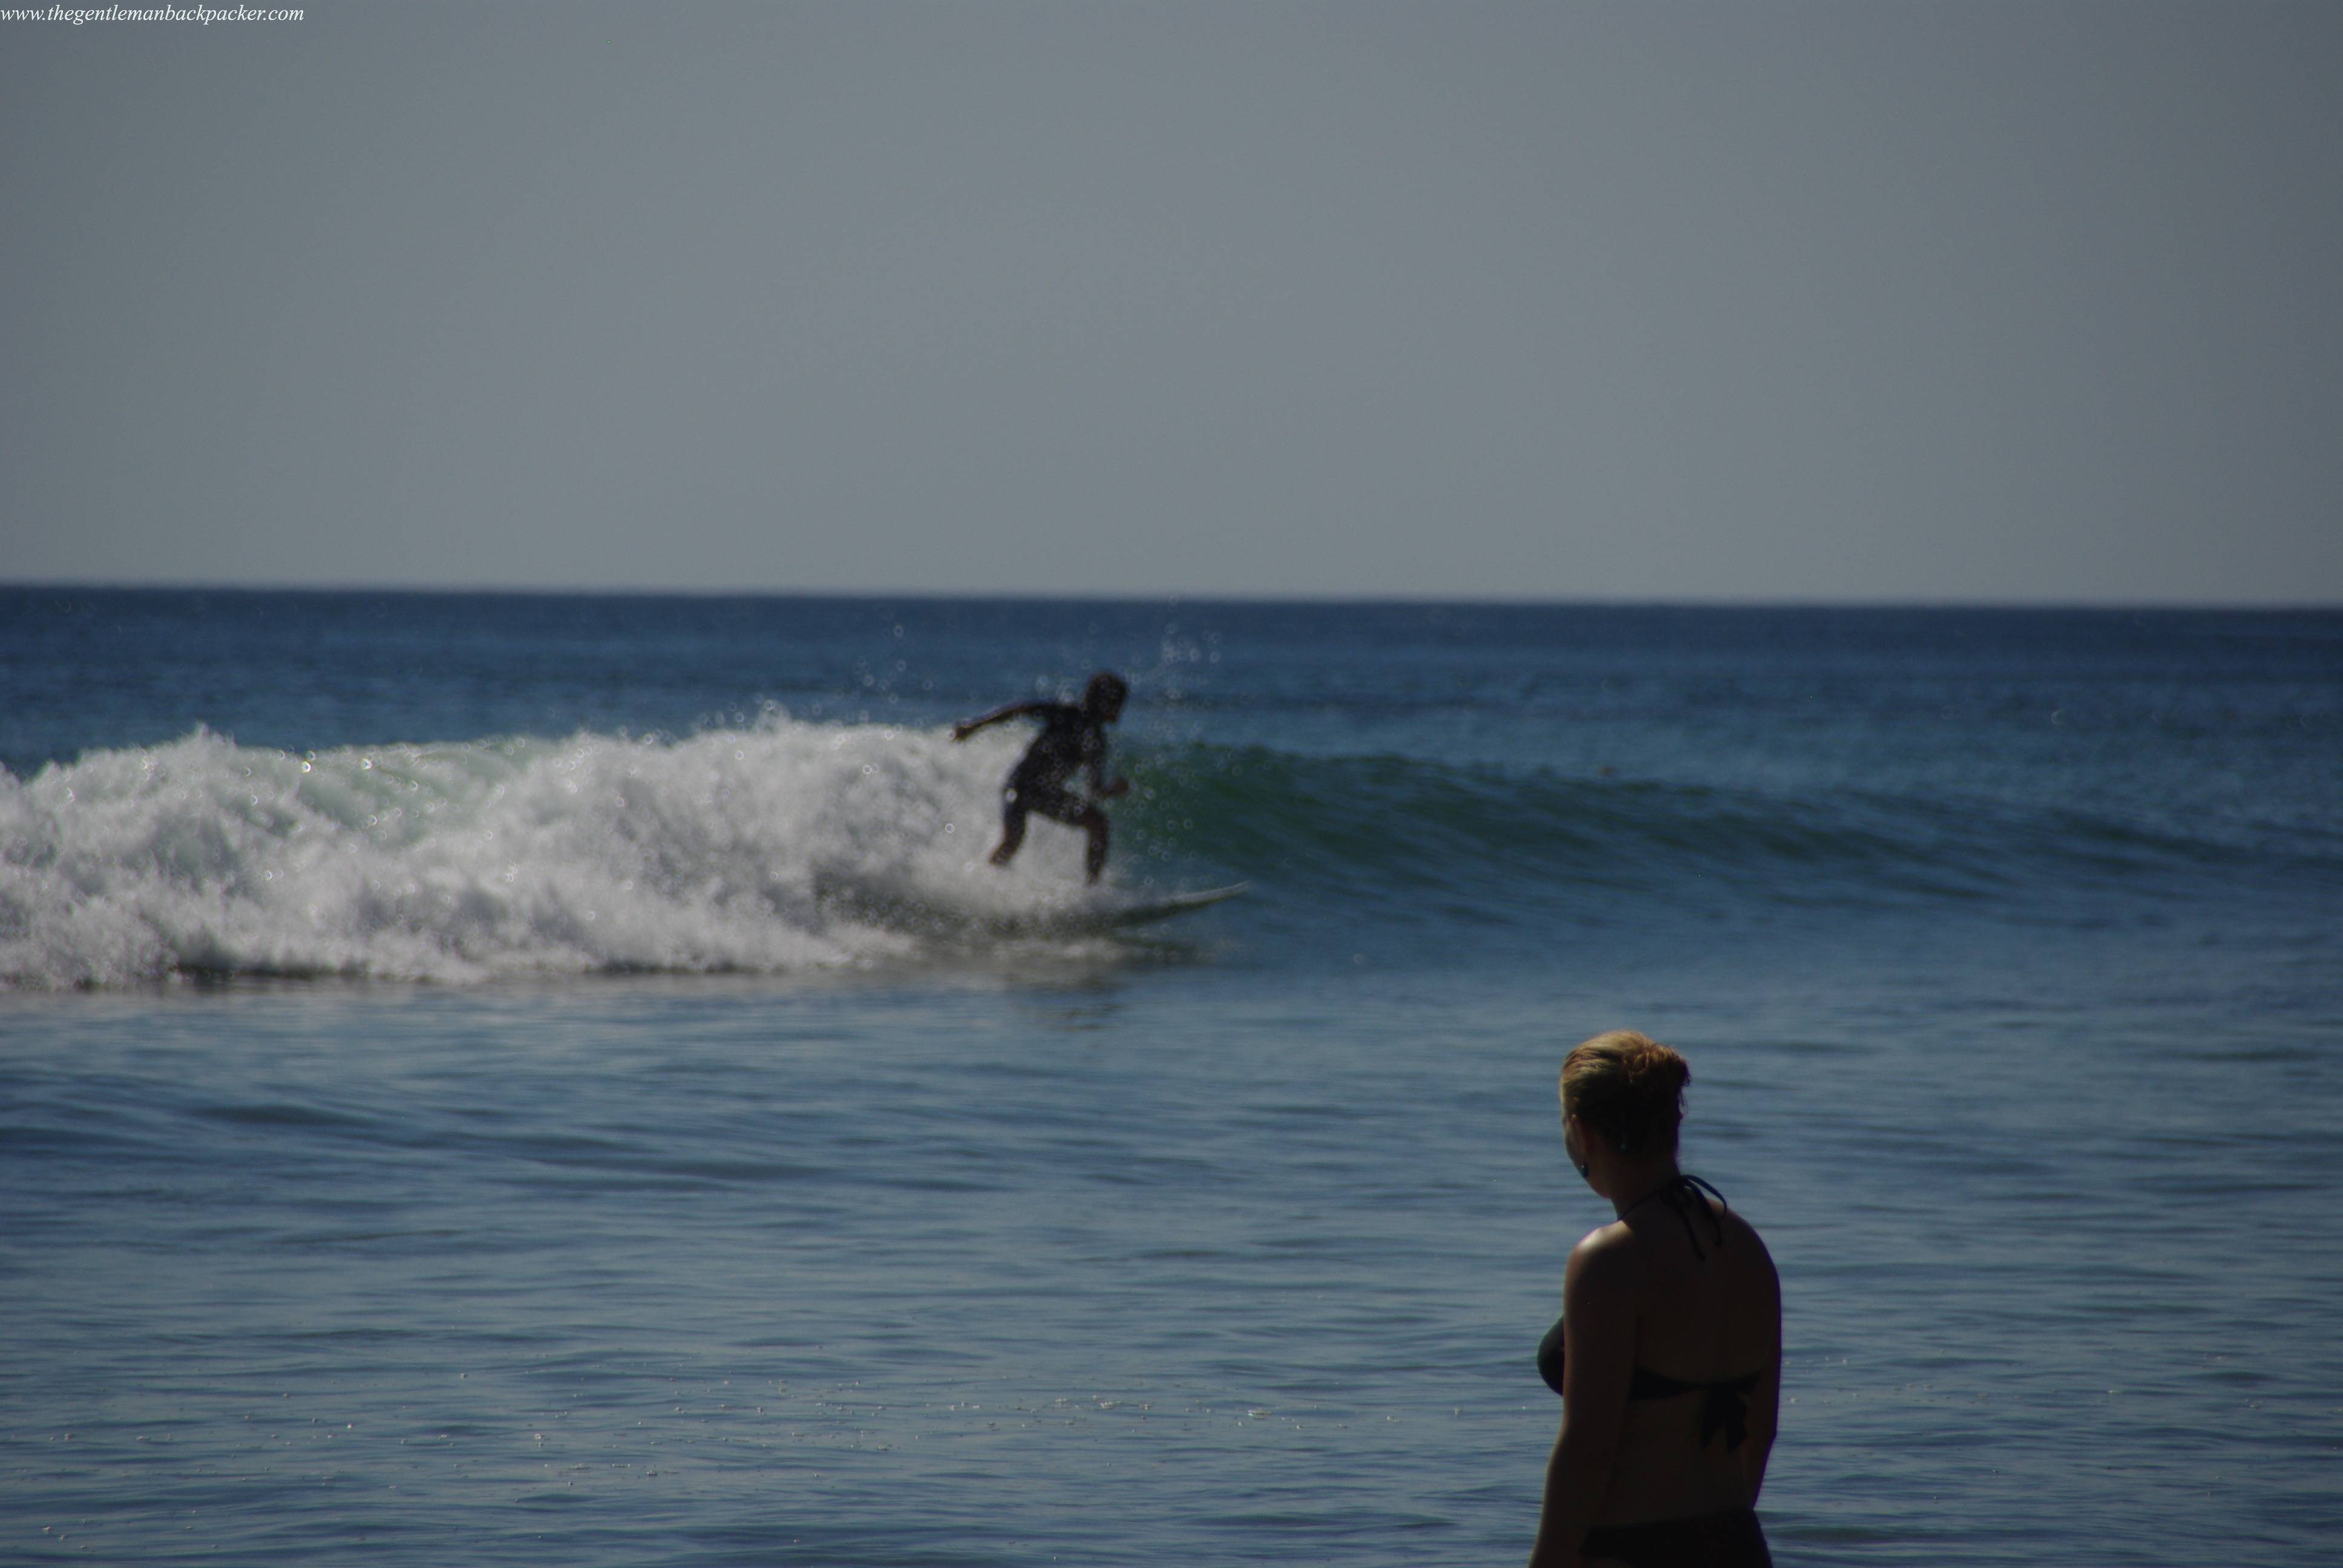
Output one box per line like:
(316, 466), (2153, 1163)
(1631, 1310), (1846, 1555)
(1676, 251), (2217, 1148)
(5, 2), (2338, 602)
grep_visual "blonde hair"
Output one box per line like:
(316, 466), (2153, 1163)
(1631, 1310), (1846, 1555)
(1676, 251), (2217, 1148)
(1561, 1030), (1690, 1158)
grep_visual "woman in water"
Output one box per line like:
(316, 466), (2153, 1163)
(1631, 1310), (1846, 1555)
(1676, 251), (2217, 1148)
(1529, 1031), (1781, 1568)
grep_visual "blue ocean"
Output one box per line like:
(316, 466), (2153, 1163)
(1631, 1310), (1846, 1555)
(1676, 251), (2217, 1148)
(3, 589), (2338, 1566)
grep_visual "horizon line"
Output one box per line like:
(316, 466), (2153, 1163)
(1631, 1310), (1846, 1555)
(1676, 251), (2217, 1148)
(5, 578), (2340, 615)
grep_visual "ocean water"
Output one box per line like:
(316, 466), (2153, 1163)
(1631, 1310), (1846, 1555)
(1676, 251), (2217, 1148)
(2, 589), (2338, 1566)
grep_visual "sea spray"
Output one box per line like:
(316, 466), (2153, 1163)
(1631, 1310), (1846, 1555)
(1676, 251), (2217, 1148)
(0, 717), (1133, 988)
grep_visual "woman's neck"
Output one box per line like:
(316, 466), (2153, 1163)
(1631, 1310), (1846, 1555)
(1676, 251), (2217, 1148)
(1606, 1161), (1684, 1221)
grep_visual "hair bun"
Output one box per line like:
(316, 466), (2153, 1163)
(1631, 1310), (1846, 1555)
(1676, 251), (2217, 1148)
(1562, 1030), (1691, 1158)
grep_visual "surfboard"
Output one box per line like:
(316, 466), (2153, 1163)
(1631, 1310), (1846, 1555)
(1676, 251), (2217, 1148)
(1096, 883), (1249, 929)
(989, 883), (1250, 937)
(814, 876), (1248, 939)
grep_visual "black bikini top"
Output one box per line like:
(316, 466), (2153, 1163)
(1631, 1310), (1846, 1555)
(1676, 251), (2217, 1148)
(1536, 1174), (1758, 1451)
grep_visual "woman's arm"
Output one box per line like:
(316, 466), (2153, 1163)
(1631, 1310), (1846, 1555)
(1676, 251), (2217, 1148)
(1528, 1231), (1636, 1568)
(1741, 1243), (1784, 1502)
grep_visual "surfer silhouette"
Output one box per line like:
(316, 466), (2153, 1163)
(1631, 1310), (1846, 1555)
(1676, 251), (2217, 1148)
(952, 671), (1130, 883)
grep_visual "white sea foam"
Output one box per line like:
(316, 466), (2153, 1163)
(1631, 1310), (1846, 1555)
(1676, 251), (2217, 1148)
(0, 718), (1119, 989)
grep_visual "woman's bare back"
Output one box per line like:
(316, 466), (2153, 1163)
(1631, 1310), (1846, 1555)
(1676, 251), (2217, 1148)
(1594, 1192), (1781, 1526)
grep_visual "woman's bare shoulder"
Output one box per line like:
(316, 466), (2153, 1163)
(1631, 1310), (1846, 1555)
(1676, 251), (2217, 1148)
(1717, 1203), (1777, 1265)
(1564, 1218), (1643, 1289)
(1714, 1204), (1783, 1316)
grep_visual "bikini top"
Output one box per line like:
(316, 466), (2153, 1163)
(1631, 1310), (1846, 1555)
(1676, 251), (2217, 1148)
(1535, 1174), (1760, 1452)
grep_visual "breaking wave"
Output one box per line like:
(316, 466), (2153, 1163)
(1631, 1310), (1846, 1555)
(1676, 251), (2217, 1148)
(0, 718), (1160, 989)
(6, 720), (2324, 990)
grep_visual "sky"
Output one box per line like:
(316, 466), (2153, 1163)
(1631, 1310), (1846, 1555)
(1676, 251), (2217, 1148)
(4, 1), (2339, 604)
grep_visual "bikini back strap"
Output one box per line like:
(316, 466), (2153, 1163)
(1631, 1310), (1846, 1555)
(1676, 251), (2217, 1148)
(1659, 1172), (1729, 1259)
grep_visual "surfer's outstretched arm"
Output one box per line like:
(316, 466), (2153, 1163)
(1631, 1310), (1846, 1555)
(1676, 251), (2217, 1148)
(952, 701), (1044, 741)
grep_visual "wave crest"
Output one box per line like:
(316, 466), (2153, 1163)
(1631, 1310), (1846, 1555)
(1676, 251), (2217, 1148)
(1135, 742), (2314, 912)
(0, 719), (1131, 989)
